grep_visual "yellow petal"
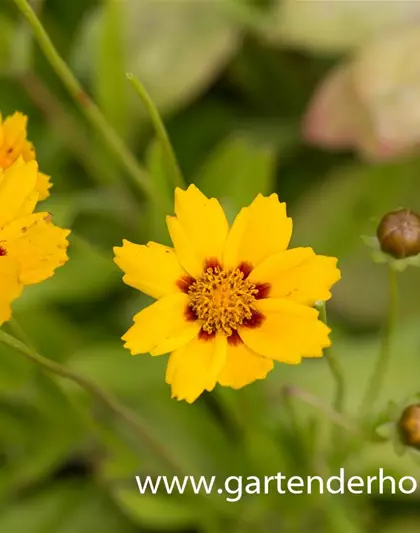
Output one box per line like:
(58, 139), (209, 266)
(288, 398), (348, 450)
(218, 341), (273, 389)
(36, 172), (52, 201)
(0, 116), (51, 201)
(166, 334), (227, 403)
(122, 293), (200, 356)
(166, 216), (203, 277)
(19, 191), (39, 218)
(0, 113), (28, 168)
(0, 256), (22, 325)
(249, 247), (341, 305)
(0, 159), (38, 228)
(21, 139), (36, 162)
(224, 193), (293, 269)
(2, 112), (27, 143)
(0, 212), (70, 285)
(167, 185), (229, 276)
(114, 240), (187, 299)
(239, 298), (331, 363)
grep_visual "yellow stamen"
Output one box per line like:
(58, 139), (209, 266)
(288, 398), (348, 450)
(188, 266), (258, 335)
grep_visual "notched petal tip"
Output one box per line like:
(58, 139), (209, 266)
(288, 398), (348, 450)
(122, 330), (142, 356)
(169, 390), (197, 404)
(113, 240), (134, 264)
(175, 386), (203, 403)
(113, 243), (126, 258)
(174, 183), (210, 208)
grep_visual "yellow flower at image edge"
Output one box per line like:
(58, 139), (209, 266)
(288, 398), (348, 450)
(0, 112), (52, 200)
(0, 159), (70, 324)
(114, 186), (341, 403)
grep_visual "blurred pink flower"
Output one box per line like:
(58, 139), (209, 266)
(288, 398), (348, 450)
(303, 25), (420, 161)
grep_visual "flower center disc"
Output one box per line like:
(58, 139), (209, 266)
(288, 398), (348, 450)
(188, 266), (258, 335)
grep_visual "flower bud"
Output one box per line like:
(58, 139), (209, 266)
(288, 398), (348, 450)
(377, 209), (420, 259)
(399, 405), (420, 449)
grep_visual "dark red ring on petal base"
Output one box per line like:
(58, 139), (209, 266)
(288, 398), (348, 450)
(238, 262), (253, 279)
(227, 330), (243, 346)
(177, 275), (195, 293)
(0, 246), (6, 256)
(255, 282), (271, 299)
(243, 310), (265, 329)
(185, 306), (198, 322)
(204, 257), (221, 271)
(198, 329), (216, 342)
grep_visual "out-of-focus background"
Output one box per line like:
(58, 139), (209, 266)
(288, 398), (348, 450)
(1, 0), (420, 531)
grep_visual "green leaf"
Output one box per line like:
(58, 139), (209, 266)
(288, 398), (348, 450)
(72, 0), (239, 116)
(196, 134), (276, 220)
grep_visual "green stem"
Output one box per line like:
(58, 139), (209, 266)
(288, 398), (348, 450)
(0, 329), (181, 473)
(284, 386), (358, 436)
(127, 73), (185, 189)
(283, 386), (385, 443)
(7, 318), (37, 351)
(361, 265), (398, 413)
(319, 303), (346, 413)
(12, 0), (160, 204)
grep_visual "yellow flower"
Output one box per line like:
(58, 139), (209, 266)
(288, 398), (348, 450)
(114, 185), (341, 403)
(0, 112), (52, 200)
(0, 158), (70, 324)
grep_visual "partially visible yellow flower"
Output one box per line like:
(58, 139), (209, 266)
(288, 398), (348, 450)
(0, 158), (70, 324)
(114, 185), (340, 403)
(0, 112), (52, 200)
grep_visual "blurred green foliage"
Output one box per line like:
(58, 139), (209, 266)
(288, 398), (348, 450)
(1, 1), (420, 532)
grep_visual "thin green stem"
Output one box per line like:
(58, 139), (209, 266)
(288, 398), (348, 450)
(0, 329), (181, 474)
(282, 384), (303, 436)
(283, 386), (357, 436)
(127, 73), (185, 189)
(361, 265), (398, 413)
(319, 303), (346, 413)
(7, 318), (37, 351)
(12, 0), (161, 205)
(282, 386), (385, 443)
(8, 320), (137, 460)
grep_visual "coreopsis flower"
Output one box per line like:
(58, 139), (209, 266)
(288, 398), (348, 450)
(0, 158), (70, 324)
(0, 112), (52, 200)
(114, 185), (340, 403)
